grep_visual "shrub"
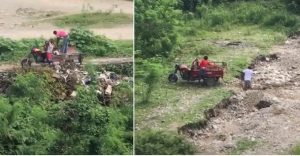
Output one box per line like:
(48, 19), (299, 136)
(0, 37), (44, 62)
(0, 96), (60, 155)
(48, 87), (132, 155)
(135, 0), (180, 58)
(100, 63), (133, 77)
(7, 72), (51, 103)
(291, 144), (300, 155)
(178, 0), (200, 12)
(69, 28), (117, 56)
(235, 3), (267, 24)
(263, 12), (298, 27)
(135, 130), (196, 155)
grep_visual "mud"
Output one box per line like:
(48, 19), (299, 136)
(184, 34), (300, 154)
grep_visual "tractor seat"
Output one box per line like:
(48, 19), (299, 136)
(179, 64), (190, 70)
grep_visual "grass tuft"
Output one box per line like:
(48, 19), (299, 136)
(52, 12), (132, 28)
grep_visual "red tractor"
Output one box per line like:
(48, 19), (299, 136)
(168, 59), (226, 86)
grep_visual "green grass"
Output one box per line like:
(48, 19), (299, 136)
(136, 130), (196, 155)
(230, 138), (258, 154)
(52, 12), (132, 28)
(113, 40), (133, 57)
(290, 144), (300, 154)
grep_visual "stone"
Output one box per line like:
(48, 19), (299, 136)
(224, 143), (235, 149)
(70, 91), (77, 97)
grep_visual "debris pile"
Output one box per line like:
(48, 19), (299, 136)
(50, 61), (130, 104)
(0, 72), (15, 94)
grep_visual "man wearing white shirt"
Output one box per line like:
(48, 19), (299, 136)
(243, 66), (253, 90)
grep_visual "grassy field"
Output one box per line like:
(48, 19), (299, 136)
(52, 12), (132, 28)
(135, 1), (300, 154)
(136, 24), (287, 132)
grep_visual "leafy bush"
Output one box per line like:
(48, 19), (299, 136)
(111, 82), (133, 107)
(178, 0), (200, 12)
(135, 130), (196, 155)
(135, 0), (180, 58)
(7, 72), (51, 103)
(291, 144), (300, 154)
(1, 70), (133, 155)
(235, 2), (267, 24)
(0, 96), (60, 155)
(0, 37), (44, 62)
(69, 28), (118, 56)
(99, 63), (133, 77)
(264, 12), (297, 27)
(48, 87), (132, 155)
(285, 0), (300, 14)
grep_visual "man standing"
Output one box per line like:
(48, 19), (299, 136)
(242, 66), (254, 90)
(53, 30), (69, 54)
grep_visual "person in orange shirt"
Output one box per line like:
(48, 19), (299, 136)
(198, 56), (210, 68)
(198, 56), (210, 79)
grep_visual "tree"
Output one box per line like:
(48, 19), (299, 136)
(135, 0), (180, 58)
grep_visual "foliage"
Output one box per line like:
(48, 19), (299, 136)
(290, 144), (300, 155)
(69, 28), (118, 56)
(113, 40), (133, 57)
(135, 130), (196, 155)
(0, 70), (133, 155)
(0, 96), (60, 155)
(0, 37), (44, 62)
(135, 0), (180, 58)
(111, 82), (133, 107)
(231, 138), (257, 154)
(178, 0), (200, 12)
(48, 87), (132, 154)
(99, 63), (133, 77)
(284, 0), (300, 14)
(7, 72), (51, 103)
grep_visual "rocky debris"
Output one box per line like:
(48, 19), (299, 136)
(256, 100), (273, 109)
(211, 40), (251, 49)
(253, 54), (279, 64)
(288, 31), (300, 39)
(189, 35), (300, 154)
(0, 72), (16, 94)
(49, 61), (128, 104)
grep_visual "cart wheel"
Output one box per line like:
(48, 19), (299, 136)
(168, 73), (178, 82)
(204, 78), (217, 87)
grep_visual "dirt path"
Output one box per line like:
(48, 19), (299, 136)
(0, 0), (133, 40)
(186, 35), (300, 154)
(0, 57), (132, 72)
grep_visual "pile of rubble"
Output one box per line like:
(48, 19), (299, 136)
(51, 61), (131, 104)
(0, 72), (15, 94)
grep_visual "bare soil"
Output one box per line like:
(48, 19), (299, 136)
(183, 34), (300, 154)
(0, 0), (133, 40)
(0, 57), (132, 72)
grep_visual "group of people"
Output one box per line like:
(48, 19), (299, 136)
(196, 55), (254, 90)
(32, 30), (69, 64)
